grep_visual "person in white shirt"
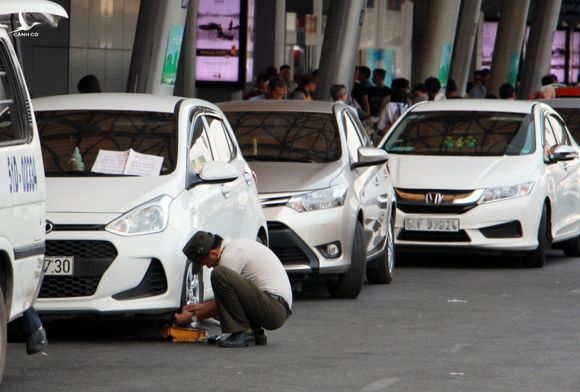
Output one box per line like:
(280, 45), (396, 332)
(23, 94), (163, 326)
(176, 231), (292, 348)
(330, 84), (359, 117)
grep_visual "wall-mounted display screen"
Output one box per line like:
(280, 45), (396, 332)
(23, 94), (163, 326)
(196, 0), (246, 85)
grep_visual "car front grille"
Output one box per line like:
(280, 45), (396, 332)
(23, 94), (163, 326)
(480, 221), (522, 238)
(267, 221), (318, 268)
(397, 229), (471, 242)
(112, 259), (168, 300)
(395, 188), (479, 215)
(39, 240), (118, 298)
(397, 204), (476, 215)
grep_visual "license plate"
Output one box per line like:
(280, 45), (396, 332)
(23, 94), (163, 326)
(404, 217), (460, 232)
(44, 256), (74, 276)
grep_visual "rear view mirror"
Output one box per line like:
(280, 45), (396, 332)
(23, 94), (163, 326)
(353, 147), (389, 168)
(549, 145), (577, 162)
(199, 161), (240, 183)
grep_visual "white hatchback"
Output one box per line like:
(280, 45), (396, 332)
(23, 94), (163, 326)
(33, 93), (267, 317)
(380, 99), (580, 267)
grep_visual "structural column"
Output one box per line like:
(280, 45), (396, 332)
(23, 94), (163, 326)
(314, 0), (367, 101)
(450, 0), (482, 96)
(413, 0), (461, 90)
(487, 0), (530, 98)
(518, 0), (562, 99)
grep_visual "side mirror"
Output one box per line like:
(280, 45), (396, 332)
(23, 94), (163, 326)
(352, 146), (389, 168)
(199, 161), (241, 183)
(549, 145), (578, 162)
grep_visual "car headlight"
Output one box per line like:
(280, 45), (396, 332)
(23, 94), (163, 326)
(286, 185), (348, 212)
(478, 182), (534, 204)
(106, 195), (172, 236)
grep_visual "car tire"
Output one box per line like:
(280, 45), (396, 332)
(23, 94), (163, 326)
(366, 218), (395, 284)
(523, 205), (549, 268)
(326, 221), (366, 299)
(0, 287), (7, 384)
(562, 236), (580, 257)
(181, 259), (203, 308)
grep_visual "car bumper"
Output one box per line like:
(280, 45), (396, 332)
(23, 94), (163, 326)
(394, 195), (542, 252)
(264, 206), (356, 276)
(9, 253), (45, 321)
(35, 226), (189, 315)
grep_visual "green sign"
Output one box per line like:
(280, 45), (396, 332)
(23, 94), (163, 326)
(507, 52), (520, 87)
(438, 43), (453, 89)
(161, 25), (185, 86)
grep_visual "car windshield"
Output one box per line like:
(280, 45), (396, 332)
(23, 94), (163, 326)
(383, 111), (536, 156)
(224, 111), (341, 163)
(36, 110), (177, 176)
(550, 108), (580, 144)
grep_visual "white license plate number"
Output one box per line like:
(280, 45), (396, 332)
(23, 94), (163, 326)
(44, 256), (74, 276)
(404, 217), (460, 232)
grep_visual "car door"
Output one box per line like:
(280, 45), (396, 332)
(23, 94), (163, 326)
(545, 111), (580, 238)
(203, 113), (256, 239)
(342, 109), (390, 258)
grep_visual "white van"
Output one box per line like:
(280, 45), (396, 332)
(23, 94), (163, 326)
(0, 0), (67, 382)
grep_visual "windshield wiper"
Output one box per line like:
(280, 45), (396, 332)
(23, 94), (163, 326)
(45, 171), (134, 177)
(244, 155), (314, 163)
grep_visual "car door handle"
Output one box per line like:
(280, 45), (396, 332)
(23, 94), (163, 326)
(377, 195), (389, 209)
(220, 185), (231, 199)
(243, 172), (252, 186)
(374, 177), (380, 186)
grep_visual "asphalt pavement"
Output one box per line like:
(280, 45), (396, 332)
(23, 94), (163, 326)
(4, 250), (580, 392)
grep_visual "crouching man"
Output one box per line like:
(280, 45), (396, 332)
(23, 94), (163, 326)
(175, 231), (293, 347)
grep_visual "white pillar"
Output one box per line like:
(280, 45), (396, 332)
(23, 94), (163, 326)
(487, 0), (530, 98)
(451, 0), (482, 96)
(274, 0), (286, 68)
(519, 0), (562, 98)
(414, 0), (461, 90)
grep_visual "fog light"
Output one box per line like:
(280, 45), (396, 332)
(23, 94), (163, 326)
(317, 241), (341, 259)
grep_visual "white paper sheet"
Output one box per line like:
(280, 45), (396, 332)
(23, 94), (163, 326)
(91, 149), (163, 176)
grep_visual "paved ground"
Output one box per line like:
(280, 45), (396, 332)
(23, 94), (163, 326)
(4, 250), (580, 391)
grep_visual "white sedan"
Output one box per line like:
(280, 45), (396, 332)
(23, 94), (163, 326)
(33, 93), (267, 317)
(380, 99), (580, 267)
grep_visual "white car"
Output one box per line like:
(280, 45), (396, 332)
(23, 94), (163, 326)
(32, 93), (267, 317)
(379, 99), (580, 267)
(220, 100), (396, 299)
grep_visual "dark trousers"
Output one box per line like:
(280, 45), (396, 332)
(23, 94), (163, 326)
(211, 265), (289, 333)
(23, 307), (43, 338)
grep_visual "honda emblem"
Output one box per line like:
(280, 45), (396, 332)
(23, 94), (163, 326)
(425, 192), (444, 205)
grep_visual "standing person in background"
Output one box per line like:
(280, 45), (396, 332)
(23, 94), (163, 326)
(351, 66), (372, 119)
(445, 79), (463, 99)
(244, 73), (270, 100)
(375, 85), (410, 145)
(77, 74), (101, 93)
(279, 65), (297, 97)
(499, 83), (516, 99)
(249, 76), (287, 101)
(425, 77), (446, 101)
(368, 69), (391, 118)
(290, 75), (317, 101)
(331, 84), (358, 117)
(468, 70), (487, 98)
(411, 83), (428, 103)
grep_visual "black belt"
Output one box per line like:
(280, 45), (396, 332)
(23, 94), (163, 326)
(266, 292), (292, 317)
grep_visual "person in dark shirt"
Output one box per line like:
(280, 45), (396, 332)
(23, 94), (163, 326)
(351, 66), (371, 119)
(368, 68), (391, 118)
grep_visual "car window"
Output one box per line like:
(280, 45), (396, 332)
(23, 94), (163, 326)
(0, 40), (31, 145)
(224, 111), (341, 163)
(343, 111), (363, 160)
(189, 116), (213, 174)
(204, 115), (233, 162)
(550, 107), (580, 144)
(36, 110), (177, 176)
(547, 114), (570, 145)
(383, 111), (536, 156)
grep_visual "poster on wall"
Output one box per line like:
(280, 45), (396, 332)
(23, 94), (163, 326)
(161, 25), (185, 86)
(196, 0), (246, 85)
(364, 48), (396, 88)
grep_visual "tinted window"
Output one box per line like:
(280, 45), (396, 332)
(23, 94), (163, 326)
(0, 40), (31, 145)
(547, 115), (569, 145)
(225, 111), (341, 163)
(189, 116), (213, 174)
(383, 111), (535, 156)
(205, 116), (233, 162)
(36, 110), (177, 176)
(344, 112), (362, 160)
(551, 108), (580, 144)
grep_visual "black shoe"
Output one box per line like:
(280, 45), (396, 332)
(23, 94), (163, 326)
(253, 328), (267, 346)
(207, 334), (224, 345)
(217, 331), (255, 348)
(26, 327), (48, 355)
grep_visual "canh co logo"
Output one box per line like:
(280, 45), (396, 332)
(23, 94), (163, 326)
(9, 10), (41, 36)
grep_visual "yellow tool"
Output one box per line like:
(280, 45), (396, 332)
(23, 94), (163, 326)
(161, 325), (208, 343)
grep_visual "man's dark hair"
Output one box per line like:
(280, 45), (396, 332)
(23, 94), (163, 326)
(280, 64), (291, 71)
(541, 74), (555, 86)
(499, 83), (515, 98)
(211, 234), (224, 250)
(330, 84), (347, 101)
(269, 76), (287, 90)
(77, 74), (101, 93)
(424, 77), (441, 98)
(373, 68), (386, 79)
(257, 73), (269, 83)
(358, 66), (371, 79)
(446, 79), (458, 93)
(265, 66), (278, 77)
(412, 83), (427, 93)
(391, 77), (409, 91)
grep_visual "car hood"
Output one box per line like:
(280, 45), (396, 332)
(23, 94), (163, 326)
(249, 161), (343, 193)
(389, 154), (538, 190)
(47, 176), (180, 213)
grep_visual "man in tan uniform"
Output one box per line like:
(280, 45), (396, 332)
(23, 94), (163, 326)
(176, 231), (292, 347)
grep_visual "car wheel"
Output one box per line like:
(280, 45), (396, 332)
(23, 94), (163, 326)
(181, 259), (203, 308)
(562, 236), (580, 257)
(326, 221), (367, 299)
(523, 205), (549, 268)
(366, 218), (395, 284)
(0, 287), (7, 383)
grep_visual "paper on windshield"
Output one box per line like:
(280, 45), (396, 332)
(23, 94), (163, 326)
(91, 149), (164, 176)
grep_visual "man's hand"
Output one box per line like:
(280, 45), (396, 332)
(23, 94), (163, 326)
(174, 300), (217, 324)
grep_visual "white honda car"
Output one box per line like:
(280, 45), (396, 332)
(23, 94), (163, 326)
(379, 99), (580, 267)
(33, 93), (267, 317)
